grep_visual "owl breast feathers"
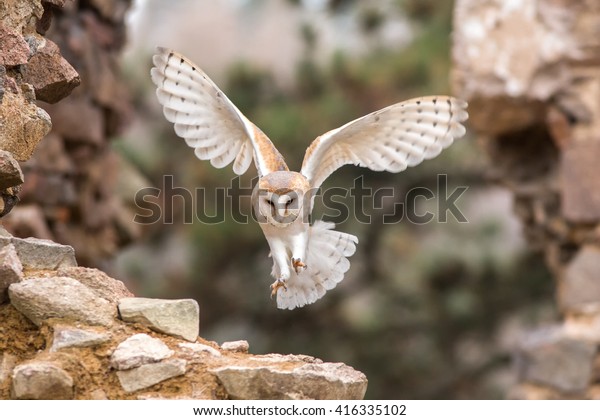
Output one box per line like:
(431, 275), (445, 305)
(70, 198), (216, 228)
(151, 47), (468, 310)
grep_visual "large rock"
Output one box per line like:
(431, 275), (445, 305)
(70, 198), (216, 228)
(8, 276), (115, 326)
(0, 89), (52, 161)
(0, 243), (23, 303)
(11, 361), (73, 399)
(559, 246), (600, 313)
(110, 333), (173, 370)
(118, 297), (199, 342)
(211, 358), (368, 400)
(0, 236), (77, 270)
(117, 358), (187, 393)
(57, 266), (132, 305)
(23, 38), (80, 103)
(515, 327), (596, 394)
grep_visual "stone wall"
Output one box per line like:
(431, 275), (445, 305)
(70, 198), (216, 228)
(0, 0), (368, 400)
(0, 0), (140, 267)
(452, 0), (600, 398)
(0, 231), (367, 399)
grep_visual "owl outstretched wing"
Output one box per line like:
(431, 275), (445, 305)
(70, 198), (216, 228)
(151, 47), (288, 177)
(300, 96), (468, 191)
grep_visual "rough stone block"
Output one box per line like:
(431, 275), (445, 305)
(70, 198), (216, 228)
(110, 333), (173, 370)
(561, 142), (600, 223)
(11, 361), (73, 399)
(515, 327), (596, 394)
(117, 359), (187, 393)
(50, 326), (110, 352)
(559, 246), (600, 313)
(118, 297), (199, 342)
(23, 38), (80, 103)
(211, 359), (368, 400)
(8, 277), (115, 326)
(0, 236), (77, 270)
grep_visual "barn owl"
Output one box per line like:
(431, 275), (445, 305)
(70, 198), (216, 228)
(150, 47), (468, 310)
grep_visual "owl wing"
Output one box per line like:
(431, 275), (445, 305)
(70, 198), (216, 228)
(300, 96), (468, 190)
(151, 47), (288, 177)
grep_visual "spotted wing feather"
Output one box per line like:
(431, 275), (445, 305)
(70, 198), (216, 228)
(151, 47), (287, 176)
(301, 96), (468, 190)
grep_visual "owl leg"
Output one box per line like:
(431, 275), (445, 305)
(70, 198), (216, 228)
(268, 238), (290, 298)
(291, 232), (308, 274)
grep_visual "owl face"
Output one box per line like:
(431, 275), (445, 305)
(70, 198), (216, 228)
(254, 171), (310, 227)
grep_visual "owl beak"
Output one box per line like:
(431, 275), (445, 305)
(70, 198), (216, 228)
(277, 207), (287, 219)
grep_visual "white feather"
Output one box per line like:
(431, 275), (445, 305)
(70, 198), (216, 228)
(301, 96), (469, 190)
(275, 221), (358, 310)
(150, 47), (282, 177)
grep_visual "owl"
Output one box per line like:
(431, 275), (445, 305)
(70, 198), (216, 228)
(150, 47), (468, 310)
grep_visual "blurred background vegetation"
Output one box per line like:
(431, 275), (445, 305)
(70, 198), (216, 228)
(110, 0), (558, 398)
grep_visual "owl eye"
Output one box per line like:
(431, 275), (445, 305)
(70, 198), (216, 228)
(266, 199), (274, 207)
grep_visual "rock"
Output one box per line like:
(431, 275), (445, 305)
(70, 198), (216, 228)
(561, 143), (600, 223)
(0, 150), (24, 190)
(221, 340), (249, 353)
(0, 353), (17, 384)
(11, 361), (73, 399)
(559, 246), (600, 313)
(211, 360), (368, 400)
(23, 38), (80, 103)
(178, 342), (221, 358)
(515, 327), (596, 394)
(8, 277), (115, 327)
(57, 266), (132, 305)
(117, 358), (187, 393)
(0, 25), (29, 66)
(0, 236), (77, 270)
(110, 333), (173, 370)
(118, 297), (199, 342)
(50, 326), (110, 352)
(0, 244), (23, 303)
(0, 89), (52, 161)
(0, 0), (44, 33)
(452, 0), (582, 134)
(41, 95), (105, 145)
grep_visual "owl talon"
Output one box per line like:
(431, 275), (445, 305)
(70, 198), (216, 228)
(270, 279), (287, 298)
(292, 258), (307, 274)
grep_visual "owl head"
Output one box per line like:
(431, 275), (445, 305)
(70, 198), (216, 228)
(253, 171), (311, 227)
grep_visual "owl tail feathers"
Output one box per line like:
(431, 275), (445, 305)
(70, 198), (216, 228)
(275, 220), (358, 310)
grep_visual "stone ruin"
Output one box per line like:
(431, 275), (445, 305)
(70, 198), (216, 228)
(0, 0), (367, 400)
(3, 0), (600, 401)
(453, 0), (600, 398)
